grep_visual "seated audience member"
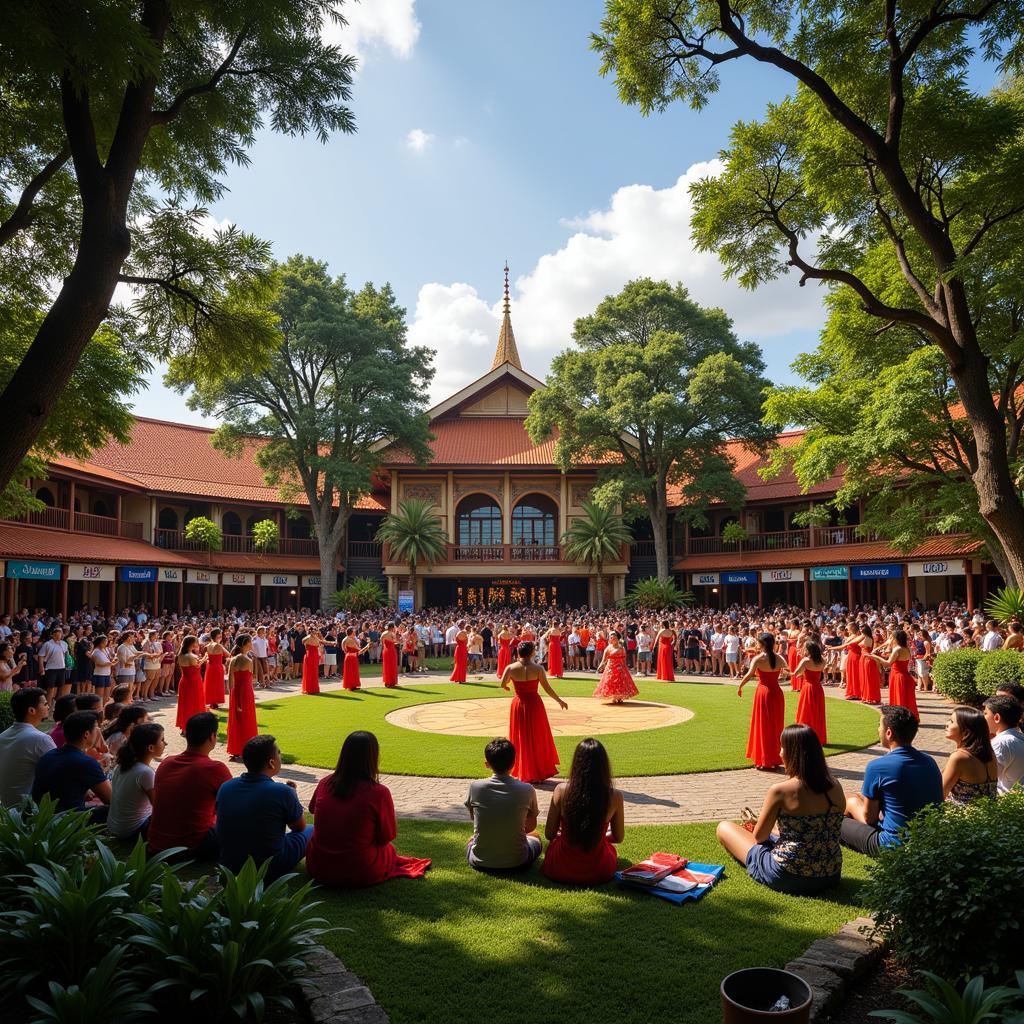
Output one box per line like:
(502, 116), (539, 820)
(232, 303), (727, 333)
(995, 681), (1024, 713)
(717, 724), (845, 895)
(47, 693), (78, 749)
(306, 730), (431, 888)
(541, 738), (624, 885)
(942, 705), (999, 804)
(216, 734), (312, 880)
(147, 711), (231, 860)
(0, 687), (54, 806)
(103, 704), (149, 758)
(465, 737), (541, 872)
(983, 695), (1024, 793)
(107, 723), (165, 840)
(842, 705), (943, 855)
(31, 711), (110, 821)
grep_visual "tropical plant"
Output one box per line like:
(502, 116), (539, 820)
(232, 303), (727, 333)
(984, 587), (1024, 626)
(562, 501), (632, 611)
(973, 649), (1024, 700)
(870, 970), (1024, 1024)
(251, 518), (280, 554)
(331, 578), (386, 613)
(621, 576), (695, 610)
(931, 649), (986, 706)
(721, 522), (748, 545)
(375, 499), (448, 612)
(184, 516), (222, 563)
(0, 691), (13, 732)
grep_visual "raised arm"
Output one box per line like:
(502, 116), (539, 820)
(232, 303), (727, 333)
(537, 666), (568, 710)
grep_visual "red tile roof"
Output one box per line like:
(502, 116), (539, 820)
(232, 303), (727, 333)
(0, 523), (198, 566)
(211, 553), (327, 572)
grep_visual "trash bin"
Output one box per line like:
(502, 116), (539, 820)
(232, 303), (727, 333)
(721, 968), (812, 1023)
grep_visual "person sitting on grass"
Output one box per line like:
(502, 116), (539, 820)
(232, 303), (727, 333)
(841, 705), (943, 856)
(216, 734), (312, 881)
(31, 710), (110, 822)
(305, 730), (432, 888)
(107, 723), (165, 840)
(541, 738), (624, 886)
(717, 723), (845, 895)
(0, 687), (54, 807)
(942, 705), (998, 805)
(983, 694), (1024, 793)
(465, 737), (541, 872)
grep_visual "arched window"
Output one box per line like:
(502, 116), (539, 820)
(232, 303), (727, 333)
(35, 487), (55, 507)
(512, 495), (557, 546)
(288, 515), (311, 539)
(158, 507), (179, 530)
(246, 514), (264, 534)
(456, 495), (502, 546)
(222, 511), (242, 535)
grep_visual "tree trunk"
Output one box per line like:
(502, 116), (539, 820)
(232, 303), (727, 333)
(595, 561), (605, 612)
(409, 563), (417, 611)
(647, 483), (670, 580)
(319, 533), (340, 614)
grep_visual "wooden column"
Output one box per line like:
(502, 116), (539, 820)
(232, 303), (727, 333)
(757, 575), (763, 608)
(216, 576), (224, 612)
(847, 574), (854, 610)
(177, 579), (184, 614)
(254, 574), (261, 612)
(803, 573), (810, 609)
(446, 471), (455, 543)
(903, 570), (911, 613)
(108, 579), (116, 616)
(981, 566), (989, 603)
(876, 578), (882, 607)
(965, 558), (975, 611)
(6, 576), (16, 615)
(151, 580), (158, 614)
(559, 474), (568, 543)
(67, 481), (76, 530)
(502, 472), (511, 546)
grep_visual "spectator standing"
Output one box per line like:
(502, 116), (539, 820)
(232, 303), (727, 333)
(37, 627), (69, 704)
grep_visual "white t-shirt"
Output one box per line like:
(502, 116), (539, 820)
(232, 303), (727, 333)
(91, 648), (113, 677)
(116, 643), (138, 675)
(108, 761), (156, 838)
(0, 723), (56, 806)
(991, 728), (1024, 794)
(445, 625), (459, 646)
(636, 632), (652, 653)
(711, 632), (726, 651)
(39, 639), (68, 671)
(982, 630), (1003, 652)
(724, 634), (741, 655)
(251, 635), (269, 658)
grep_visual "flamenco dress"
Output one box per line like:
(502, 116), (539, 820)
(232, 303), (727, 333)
(450, 638), (468, 683)
(496, 637), (513, 679)
(592, 648), (638, 702)
(845, 642), (863, 700)
(547, 635), (564, 678)
(302, 644), (321, 695)
(203, 652), (225, 707)
(887, 657), (919, 719)
(860, 650), (882, 704)
(227, 667), (258, 756)
(175, 662), (206, 731)
(795, 667), (827, 745)
(788, 639), (802, 691)
(342, 645), (362, 691)
(656, 636), (675, 681)
(746, 665), (785, 769)
(508, 675), (560, 783)
(381, 638), (399, 688)
(541, 825), (617, 886)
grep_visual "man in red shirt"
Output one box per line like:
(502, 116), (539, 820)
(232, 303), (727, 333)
(147, 711), (231, 860)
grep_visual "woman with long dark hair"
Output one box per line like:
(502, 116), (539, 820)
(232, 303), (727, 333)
(226, 634), (257, 762)
(857, 625), (882, 704)
(107, 722), (165, 840)
(541, 738), (624, 885)
(654, 620), (676, 682)
(305, 731), (431, 887)
(793, 639), (828, 744)
(202, 627), (230, 709)
(942, 706), (998, 804)
(501, 640), (568, 784)
(174, 635), (207, 734)
(717, 723), (845, 895)
(867, 628), (918, 718)
(737, 633), (788, 770)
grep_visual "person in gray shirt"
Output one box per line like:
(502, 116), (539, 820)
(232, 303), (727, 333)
(465, 738), (541, 871)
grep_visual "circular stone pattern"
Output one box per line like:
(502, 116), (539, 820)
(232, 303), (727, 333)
(385, 697), (694, 737)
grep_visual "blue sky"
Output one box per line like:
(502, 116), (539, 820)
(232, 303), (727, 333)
(137, 1), (838, 423)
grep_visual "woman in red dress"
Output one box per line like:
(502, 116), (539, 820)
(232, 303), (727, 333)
(306, 731), (431, 888)
(496, 626), (514, 680)
(449, 625), (468, 683)
(545, 623), (564, 678)
(541, 738), (624, 886)
(867, 628), (919, 719)
(301, 627), (322, 695)
(501, 640), (568, 784)
(793, 639), (828, 745)
(202, 627), (229, 708)
(226, 634), (258, 762)
(593, 632), (639, 704)
(737, 633), (787, 770)
(174, 635), (207, 734)
(654, 621), (676, 682)
(341, 627), (369, 691)
(786, 620), (802, 691)
(840, 623), (864, 700)
(857, 625), (882, 704)
(380, 622), (400, 688)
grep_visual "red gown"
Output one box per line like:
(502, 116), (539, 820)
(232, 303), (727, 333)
(342, 645), (361, 691)
(746, 665), (785, 769)
(860, 649), (882, 704)
(175, 662), (206, 731)
(541, 828), (617, 886)
(227, 667), (257, 756)
(496, 637), (513, 679)
(593, 648), (638, 701)
(302, 644), (321, 695)
(547, 635), (563, 678)
(382, 637), (399, 688)
(787, 639), (802, 691)
(450, 638), (468, 683)
(887, 657), (919, 719)
(508, 675), (559, 783)
(203, 652), (225, 707)
(795, 667), (827, 745)
(845, 642), (863, 700)
(656, 635), (675, 681)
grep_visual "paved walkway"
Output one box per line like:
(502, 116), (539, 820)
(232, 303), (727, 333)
(144, 671), (952, 824)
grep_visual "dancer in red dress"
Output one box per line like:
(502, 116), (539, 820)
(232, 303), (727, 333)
(867, 628), (919, 719)
(501, 640), (567, 784)
(449, 626), (468, 683)
(593, 633), (639, 704)
(840, 624), (864, 700)
(341, 627), (369, 691)
(226, 635), (258, 761)
(380, 622), (400, 688)
(202, 627), (229, 708)
(793, 639), (828, 745)
(786, 621), (802, 691)
(737, 633), (787, 770)
(301, 627), (322, 695)
(496, 626), (514, 680)
(857, 626), (882, 704)
(174, 635), (207, 733)
(544, 623), (564, 678)
(654, 621), (676, 681)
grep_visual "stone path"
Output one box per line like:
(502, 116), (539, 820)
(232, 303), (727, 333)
(144, 670), (952, 825)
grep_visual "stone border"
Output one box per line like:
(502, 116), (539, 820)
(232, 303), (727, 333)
(295, 944), (389, 1024)
(784, 916), (886, 1021)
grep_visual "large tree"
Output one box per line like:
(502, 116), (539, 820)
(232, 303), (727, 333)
(593, 1), (1024, 583)
(174, 255), (434, 613)
(526, 278), (772, 580)
(0, 1), (356, 493)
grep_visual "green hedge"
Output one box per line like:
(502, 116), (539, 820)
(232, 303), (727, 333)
(932, 647), (1024, 705)
(973, 649), (1024, 697)
(0, 692), (12, 733)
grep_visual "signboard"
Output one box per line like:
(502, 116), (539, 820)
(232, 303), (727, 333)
(187, 569), (217, 584)
(119, 565), (157, 583)
(6, 560), (60, 580)
(810, 566), (849, 581)
(760, 568), (804, 583)
(852, 563), (903, 580)
(303, 575), (322, 588)
(159, 567), (183, 583)
(908, 560), (964, 578)
(692, 573), (720, 586)
(261, 573), (298, 588)
(722, 570), (757, 585)
(224, 572), (255, 586)
(68, 563), (115, 582)
(397, 589), (414, 613)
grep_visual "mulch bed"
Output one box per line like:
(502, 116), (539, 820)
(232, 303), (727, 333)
(824, 953), (914, 1023)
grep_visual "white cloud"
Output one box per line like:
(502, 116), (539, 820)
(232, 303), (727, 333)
(409, 161), (828, 404)
(323, 0), (421, 62)
(405, 128), (434, 152)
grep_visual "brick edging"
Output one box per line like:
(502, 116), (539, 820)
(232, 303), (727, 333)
(295, 944), (389, 1024)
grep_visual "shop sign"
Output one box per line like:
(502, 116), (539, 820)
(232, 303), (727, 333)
(398, 590), (414, 612)
(908, 560), (964, 578)
(692, 573), (720, 586)
(303, 575), (322, 588)
(722, 570), (758, 585)
(187, 569), (217, 584)
(810, 566), (849, 581)
(261, 573), (298, 587)
(158, 567), (183, 583)
(119, 565), (157, 583)
(6, 560), (61, 580)
(852, 563), (903, 580)
(67, 563), (115, 582)
(760, 568), (804, 583)
(225, 572), (255, 586)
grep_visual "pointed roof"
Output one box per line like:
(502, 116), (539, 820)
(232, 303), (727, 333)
(491, 262), (522, 370)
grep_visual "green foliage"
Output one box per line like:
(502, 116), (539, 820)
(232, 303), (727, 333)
(973, 650), (1024, 699)
(332, 577), (386, 613)
(863, 794), (1024, 982)
(562, 501), (632, 610)
(184, 515), (222, 552)
(870, 970), (1024, 1024)
(620, 576), (695, 610)
(720, 521), (748, 544)
(931, 648), (987, 705)
(0, 692), (12, 733)
(984, 587), (1024, 625)
(251, 518), (280, 553)
(375, 499), (448, 594)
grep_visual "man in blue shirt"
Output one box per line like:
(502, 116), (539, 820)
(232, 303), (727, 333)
(841, 705), (943, 856)
(216, 734), (311, 880)
(32, 710), (110, 822)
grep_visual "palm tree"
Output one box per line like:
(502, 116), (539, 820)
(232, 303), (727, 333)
(375, 498), (448, 610)
(561, 501), (631, 611)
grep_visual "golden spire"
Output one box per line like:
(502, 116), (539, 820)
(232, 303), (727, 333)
(491, 261), (522, 371)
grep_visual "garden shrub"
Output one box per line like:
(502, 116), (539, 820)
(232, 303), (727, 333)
(931, 648), (985, 704)
(862, 792), (1024, 982)
(0, 691), (12, 732)
(973, 649), (1024, 699)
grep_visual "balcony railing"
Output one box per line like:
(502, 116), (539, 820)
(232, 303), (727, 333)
(17, 507), (69, 530)
(5, 507), (144, 539)
(511, 545), (561, 561)
(155, 528), (319, 557)
(452, 545), (506, 562)
(683, 525), (886, 555)
(348, 541), (383, 559)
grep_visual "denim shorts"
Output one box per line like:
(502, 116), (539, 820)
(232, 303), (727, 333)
(745, 839), (840, 896)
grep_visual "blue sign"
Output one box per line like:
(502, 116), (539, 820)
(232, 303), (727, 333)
(397, 590), (414, 613)
(722, 570), (758, 585)
(119, 565), (157, 583)
(6, 560), (61, 580)
(811, 566), (849, 581)
(852, 563), (903, 580)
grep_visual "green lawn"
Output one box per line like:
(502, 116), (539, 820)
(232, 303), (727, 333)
(314, 820), (871, 1024)
(220, 678), (879, 777)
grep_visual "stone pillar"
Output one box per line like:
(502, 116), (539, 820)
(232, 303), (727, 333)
(446, 471), (455, 542)
(903, 571), (911, 612)
(502, 472), (511, 545)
